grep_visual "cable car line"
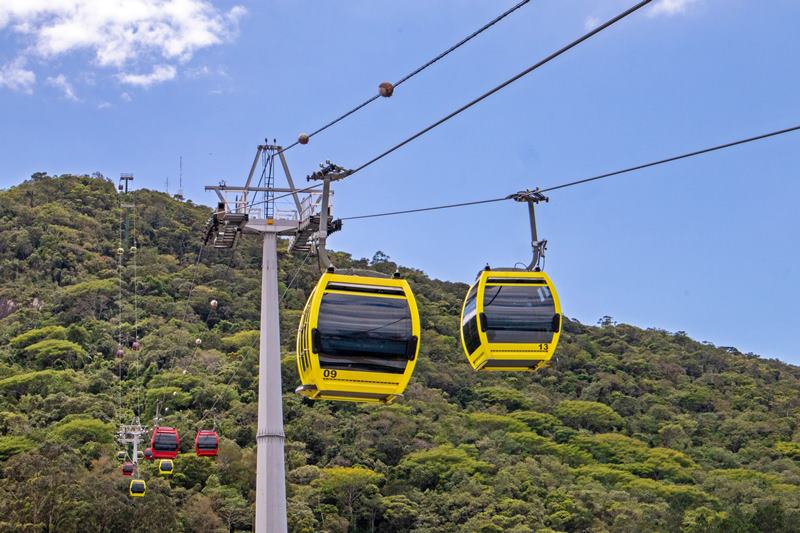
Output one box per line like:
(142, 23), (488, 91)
(538, 123), (800, 194)
(345, 0), (654, 177)
(259, 0), (653, 207)
(339, 123), (800, 221)
(278, 0), (533, 154)
(342, 196), (508, 221)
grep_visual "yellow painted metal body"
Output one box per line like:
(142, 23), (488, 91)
(296, 272), (421, 403)
(158, 459), (174, 476)
(460, 270), (562, 371)
(129, 479), (146, 497)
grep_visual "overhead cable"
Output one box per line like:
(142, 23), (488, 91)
(340, 124), (800, 220)
(264, 0), (654, 206)
(279, 0), (533, 154)
(346, 0), (655, 177)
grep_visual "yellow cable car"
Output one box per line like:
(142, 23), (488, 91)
(129, 479), (146, 497)
(158, 458), (174, 476)
(460, 269), (561, 371)
(295, 271), (421, 403)
(460, 189), (562, 371)
(294, 170), (420, 403)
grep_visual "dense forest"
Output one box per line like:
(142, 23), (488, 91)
(0, 174), (799, 533)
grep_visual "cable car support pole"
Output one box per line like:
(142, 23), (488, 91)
(204, 143), (333, 532)
(257, 227), (288, 533)
(509, 189), (548, 271)
(316, 176), (334, 270)
(308, 162), (350, 272)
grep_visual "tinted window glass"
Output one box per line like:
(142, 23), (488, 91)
(483, 285), (556, 343)
(154, 433), (178, 451)
(198, 435), (217, 449)
(461, 285), (481, 354)
(317, 292), (412, 374)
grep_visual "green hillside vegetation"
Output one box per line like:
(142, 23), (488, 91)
(0, 174), (799, 532)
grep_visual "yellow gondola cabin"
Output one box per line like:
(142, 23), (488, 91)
(158, 459), (174, 476)
(129, 479), (146, 497)
(296, 272), (421, 403)
(460, 269), (561, 371)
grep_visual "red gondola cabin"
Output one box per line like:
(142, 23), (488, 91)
(150, 427), (180, 459)
(143, 448), (153, 461)
(194, 430), (219, 457)
(121, 462), (135, 476)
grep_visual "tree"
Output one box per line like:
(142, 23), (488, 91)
(398, 446), (492, 490)
(23, 339), (86, 369)
(49, 417), (114, 445)
(203, 475), (252, 532)
(0, 436), (35, 460)
(554, 400), (623, 432)
(313, 467), (384, 532)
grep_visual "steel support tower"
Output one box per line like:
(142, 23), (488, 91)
(203, 144), (326, 532)
(117, 417), (147, 465)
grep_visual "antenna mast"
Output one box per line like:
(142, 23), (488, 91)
(175, 156), (184, 201)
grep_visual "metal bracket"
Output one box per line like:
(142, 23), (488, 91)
(508, 188), (549, 271)
(306, 161), (352, 271)
(315, 176), (335, 271)
(256, 431), (286, 439)
(306, 160), (352, 182)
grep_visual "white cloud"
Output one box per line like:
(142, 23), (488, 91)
(584, 16), (600, 31)
(0, 0), (245, 88)
(118, 64), (176, 87)
(648, 0), (698, 17)
(185, 64), (228, 79)
(46, 73), (78, 100)
(97, 101), (111, 109)
(0, 57), (35, 93)
(121, 92), (132, 102)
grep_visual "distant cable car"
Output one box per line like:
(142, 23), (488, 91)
(209, 299), (218, 311)
(129, 479), (146, 497)
(158, 459), (174, 476)
(131, 338), (141, 351)
(143, 448), (153, 461)
(296, 271), (421, 403)
(460, 190), (562, 371)
(150, 427), (180, 459)
(116, 451), (127, 461)
(194, 430), (219, 457)
(121, 462), (135, 476)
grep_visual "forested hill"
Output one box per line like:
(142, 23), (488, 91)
(1, 173), (799, 533)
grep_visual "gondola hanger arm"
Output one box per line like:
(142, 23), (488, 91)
(509, 189), (549, 271)
(306, 162), (352, 271)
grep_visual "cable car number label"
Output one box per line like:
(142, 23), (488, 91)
(534, 343), (549, 352)
(323, 369), (338, 379)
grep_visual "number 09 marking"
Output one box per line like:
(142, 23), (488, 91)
(323, 369), (338, 379)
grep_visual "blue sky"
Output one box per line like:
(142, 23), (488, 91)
(1, 0), (798, 363)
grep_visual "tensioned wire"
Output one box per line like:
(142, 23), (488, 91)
(256, 0), (655, 207)
(276, 0), (534, 155)
(339, 124), (800, 221)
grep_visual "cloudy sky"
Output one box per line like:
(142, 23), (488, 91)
(1, 0), (799, 363)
